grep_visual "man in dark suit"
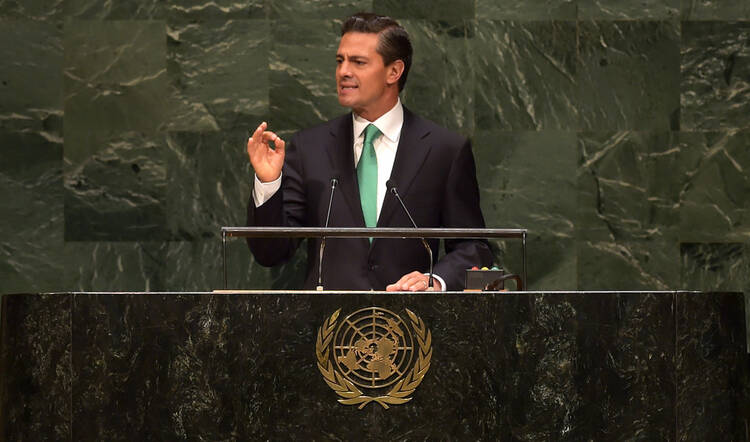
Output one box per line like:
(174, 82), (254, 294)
(246, 12), (491, 291)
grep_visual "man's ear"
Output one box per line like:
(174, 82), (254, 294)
(386, 59), (405, 86)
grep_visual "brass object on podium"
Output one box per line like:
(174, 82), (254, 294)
(315, 307), (432, 409)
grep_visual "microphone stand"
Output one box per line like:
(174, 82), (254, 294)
(317, 177), (338, 290)
(387, 182), (434, 289)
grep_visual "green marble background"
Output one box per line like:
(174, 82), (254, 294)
(1, 0), (748, 343)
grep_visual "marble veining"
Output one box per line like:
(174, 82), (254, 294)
(681, 21), (750, 130)
(1, 291), (746, 439)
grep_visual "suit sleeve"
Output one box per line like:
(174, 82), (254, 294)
(246, 135), (307, 266)
(432, 138), (493, 290)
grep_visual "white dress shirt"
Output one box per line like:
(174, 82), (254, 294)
(251, 99), (445, 290)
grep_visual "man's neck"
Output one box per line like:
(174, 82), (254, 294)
(353, 95), (399, 122)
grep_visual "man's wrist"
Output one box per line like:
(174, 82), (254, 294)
(426, 273), (446, 292)
(253, 173), (282, 207)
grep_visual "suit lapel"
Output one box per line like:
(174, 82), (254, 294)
(378, 108), (432, 227)
(325, 114), (366, 227)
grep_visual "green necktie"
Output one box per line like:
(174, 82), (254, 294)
(357, 124), (381, 229)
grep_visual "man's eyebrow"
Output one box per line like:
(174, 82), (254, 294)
(336, 54), (369, 61)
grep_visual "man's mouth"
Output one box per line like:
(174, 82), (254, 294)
(340, 85), (358, 91)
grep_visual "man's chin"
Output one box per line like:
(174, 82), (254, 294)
(337, 96), (355, 108)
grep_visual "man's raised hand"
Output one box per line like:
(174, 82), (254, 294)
(246, 122), (285, 183)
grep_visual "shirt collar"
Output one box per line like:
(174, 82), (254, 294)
(352, 98), (404, 143)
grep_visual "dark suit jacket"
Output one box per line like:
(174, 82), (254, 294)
(246, 107), (492, 290)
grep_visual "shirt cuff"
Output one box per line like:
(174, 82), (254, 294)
(426, 273), (447, 292)
(253, 173), (282, 207)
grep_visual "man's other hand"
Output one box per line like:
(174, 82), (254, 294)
(386, 271), (442, 292)
(247, 122), (285, 183)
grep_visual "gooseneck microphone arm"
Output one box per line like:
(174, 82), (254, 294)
(386, 180), (434, 289)
(317, 175), (338, 290)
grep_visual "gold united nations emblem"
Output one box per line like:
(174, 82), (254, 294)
(315, 307), (432, 409)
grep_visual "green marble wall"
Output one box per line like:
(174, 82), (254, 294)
(1, 1), (748, 333)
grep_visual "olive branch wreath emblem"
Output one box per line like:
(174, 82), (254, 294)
(315, 308), (432, 409)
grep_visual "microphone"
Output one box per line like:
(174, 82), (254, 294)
(386, 179), (434, 289)
(317, 174), (339, 291)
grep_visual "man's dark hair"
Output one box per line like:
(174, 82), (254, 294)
(341, 12), (413, 92)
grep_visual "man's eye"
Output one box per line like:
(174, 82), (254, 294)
(356, 61), (365, 66)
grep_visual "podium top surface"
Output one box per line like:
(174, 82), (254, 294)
(2, 290), (736, 296)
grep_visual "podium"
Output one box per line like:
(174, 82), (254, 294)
(1, 291), (747, 440)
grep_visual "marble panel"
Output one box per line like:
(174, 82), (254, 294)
(62, 21), (167, 242)
(400, 20), (475, 133)
(681, 21), (750, 131)
(0, 294), (71, 441)
(165, 239), (308, 291)
(562, 293), (675, 439)
(0, 23), (63, 297)
(0, 21), (62, 113)
(680, 242), (746, 291)
(68, 293), (360, 439)
(577, 21), (680, 131)
(0, 127), (64, 294)
(70, 294), (255, 439)
(3, 234), (170, 293)
(62, 242), (169, 291)
(676, 131), (750, 242)
(494, 236), (577, 290)
(475, 0), (576, 20)
(2, 292), (746, 438)
(373, 0), (474, 19)
(0, 0), (63, 20)
(64, 131), (168, 241)
(165, 0), (267, 19)
(578, 131), (682, 243)
(675, 292), (749, 439)
(269, 0), (371, 19)
(166, 19), (270, 132)
(681, 0), (750, 20)
(472, 20), (577, 131)
(475, 131), (576, 235)
(481, 294), (583, 439)
(269, 18), (343, 139)
(578, 0), (679, 19)
(577, 240), (681, 290)
(63, 21), (167, 146)
(63, 0), (163, 19)
(0, 22), (62, 289)
(164, 130), (254, 240)
(367, 294), (499, 439)
(473, 130), (577, 289)
(62, 0), (266, 19)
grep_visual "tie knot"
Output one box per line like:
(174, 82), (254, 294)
(363, 124), (381, 145)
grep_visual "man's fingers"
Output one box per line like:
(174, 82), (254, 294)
(387, 271), (430, 292)
(260, 130), (278, 144)
(248, 126), (285, 160)
(407, 276), (427, 291)
(251, 122), (266, 144)
(247, 122), (267, 157)
(272, 134), (285, 154)
(260, 130), (285, 152)
(386, 273), (410, 291)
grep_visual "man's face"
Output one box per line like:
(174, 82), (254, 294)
(336, 32), (396, 119)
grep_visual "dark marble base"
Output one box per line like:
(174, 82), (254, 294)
(1, 291), (747, 440)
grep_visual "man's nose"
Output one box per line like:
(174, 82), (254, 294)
(338, 61), (352, 76)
